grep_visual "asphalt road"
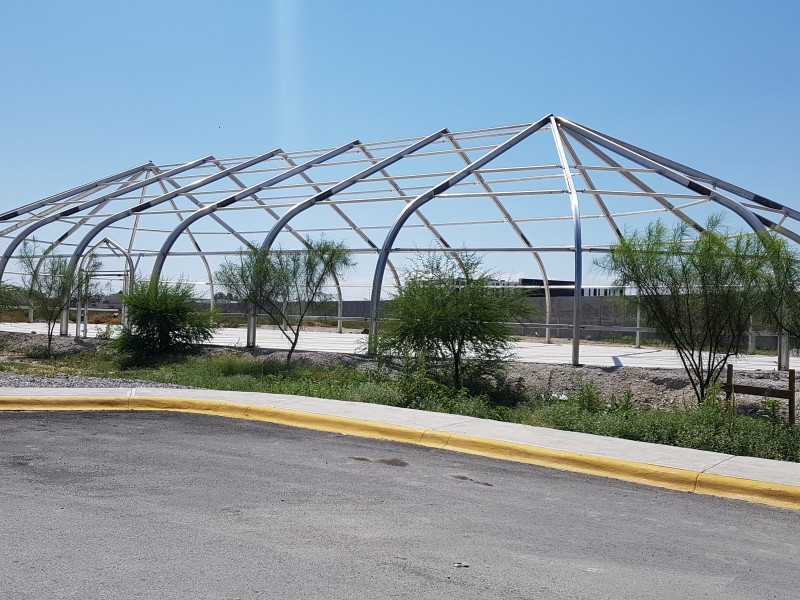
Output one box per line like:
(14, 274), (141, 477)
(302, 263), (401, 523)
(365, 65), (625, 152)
(1, 412), (798, 599)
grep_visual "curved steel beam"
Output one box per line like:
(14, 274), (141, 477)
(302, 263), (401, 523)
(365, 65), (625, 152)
(0, 156), (213, 282)
(259, 129), (449, 252)
(368, 116), (552, 345)
(566, 120), (800, 222)
(555, 118), (766, 233)
(74, 237), (135, 337)
(149, 142), (358, 283)
(562, 130), (704, 233)
(67, 149), (283, 274)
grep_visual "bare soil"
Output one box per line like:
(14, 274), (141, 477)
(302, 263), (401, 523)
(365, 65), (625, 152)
(0, 331), (791, 415)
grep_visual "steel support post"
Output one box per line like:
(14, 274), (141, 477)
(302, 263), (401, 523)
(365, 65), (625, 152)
(75, 296), (82, 338)
(332, 272), (344, 334)
(59, 307), (70, 336)
(635, 304), (641, 349)
(247, 309), (257, 348)
(550, 117), (583, 366)
(778, 332), (790, 371)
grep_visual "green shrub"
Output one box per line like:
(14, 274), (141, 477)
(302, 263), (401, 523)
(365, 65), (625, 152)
(374, 252), (533, 389)
(757, 397), (785, 426)
(514, 388), (800, 462)
(114, 279), (219, 362)
(573, 383), (604, 413)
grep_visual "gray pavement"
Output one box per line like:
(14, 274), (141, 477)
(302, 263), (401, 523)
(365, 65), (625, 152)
(1, 411), (798, 600)
(0, 321), (787, 370)
(4, 386), (799, 490)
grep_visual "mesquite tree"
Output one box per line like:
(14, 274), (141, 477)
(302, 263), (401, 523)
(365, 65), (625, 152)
(598, 216), (784, 402)
(17, 239), (101, 356)
(215, 238), (354, 364)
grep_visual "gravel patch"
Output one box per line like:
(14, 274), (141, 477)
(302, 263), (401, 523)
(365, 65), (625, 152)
(0, 330), (105, 354)
(505, 361), (794, 415)
(0, 373), (189, 389)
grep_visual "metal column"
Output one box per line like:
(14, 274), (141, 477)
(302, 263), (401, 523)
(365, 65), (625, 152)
(550, 117), (583, 366)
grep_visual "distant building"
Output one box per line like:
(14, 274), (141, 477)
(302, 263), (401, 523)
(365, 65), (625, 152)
(518, 278), (624, 297)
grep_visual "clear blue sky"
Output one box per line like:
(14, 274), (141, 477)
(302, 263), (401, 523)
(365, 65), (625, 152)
(2, 0), (798, 200)
(1, 0), (799, 291)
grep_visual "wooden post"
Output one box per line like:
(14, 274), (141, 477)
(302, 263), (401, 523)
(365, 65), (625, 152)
(789, 369), (796, 426)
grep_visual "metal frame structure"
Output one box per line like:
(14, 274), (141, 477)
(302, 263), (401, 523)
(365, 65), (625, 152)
(3, 114), (798, 366)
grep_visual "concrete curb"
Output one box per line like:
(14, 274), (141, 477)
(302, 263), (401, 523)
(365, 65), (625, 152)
(2, 394), (799, 511)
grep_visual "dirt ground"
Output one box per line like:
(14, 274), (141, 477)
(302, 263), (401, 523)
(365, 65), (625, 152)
(0, 330), (791, 414)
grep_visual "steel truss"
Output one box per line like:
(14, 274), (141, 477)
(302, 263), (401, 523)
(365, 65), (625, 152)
(2, 114), (798, 366)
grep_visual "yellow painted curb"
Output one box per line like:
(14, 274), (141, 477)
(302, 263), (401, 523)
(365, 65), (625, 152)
(1, 395), (799, 511)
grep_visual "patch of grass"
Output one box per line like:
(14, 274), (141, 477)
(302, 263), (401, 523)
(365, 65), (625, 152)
(214, 314), (248, 328)
(0, 309), (30, 323)
(87, 312), (121, 325)
(595, 333), (672, 348)
(22, 346), (55, 359)
(511, 384), (800, 462)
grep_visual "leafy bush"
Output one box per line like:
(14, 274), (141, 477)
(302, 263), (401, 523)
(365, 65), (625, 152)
(375, 252), (533, 389)
(114, 279), (219, 361)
